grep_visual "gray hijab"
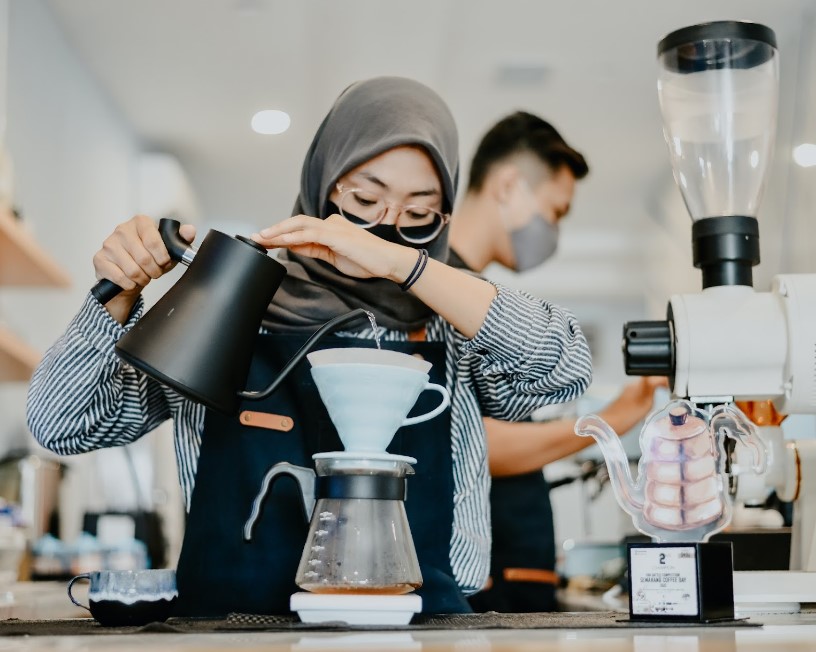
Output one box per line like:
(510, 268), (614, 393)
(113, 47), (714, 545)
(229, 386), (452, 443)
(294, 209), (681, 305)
(263, 76), (459, 333)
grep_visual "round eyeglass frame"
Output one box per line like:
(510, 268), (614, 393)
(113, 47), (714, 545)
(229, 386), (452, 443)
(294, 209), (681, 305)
(335, 184), (450, 244)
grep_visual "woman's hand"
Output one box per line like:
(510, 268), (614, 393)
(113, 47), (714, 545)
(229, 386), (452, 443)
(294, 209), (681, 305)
(254, 213), (499, 339)
(92, 215), (196, 323)
(599, 376), (669, 436)
(252, 214), (414, 282)
(486, 378), (668, 476)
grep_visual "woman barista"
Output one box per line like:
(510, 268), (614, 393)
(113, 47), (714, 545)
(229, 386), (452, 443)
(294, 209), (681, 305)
(27, 77), (592, 615)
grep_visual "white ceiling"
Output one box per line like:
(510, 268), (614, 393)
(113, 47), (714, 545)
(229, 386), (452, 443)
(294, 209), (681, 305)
(44, 0), (816, 299)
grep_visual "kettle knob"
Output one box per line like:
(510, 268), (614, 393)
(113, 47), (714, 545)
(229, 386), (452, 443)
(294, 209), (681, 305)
(235, 235), (269, 254)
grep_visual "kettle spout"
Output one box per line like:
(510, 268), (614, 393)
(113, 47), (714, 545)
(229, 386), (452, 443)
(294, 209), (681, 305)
(575, 414), (644, 515)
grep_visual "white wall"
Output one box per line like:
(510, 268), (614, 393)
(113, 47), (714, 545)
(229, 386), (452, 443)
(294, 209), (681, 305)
(0, 0), (184, 551)
(0, 0), (140, 453)
(0, 1), (8, 146)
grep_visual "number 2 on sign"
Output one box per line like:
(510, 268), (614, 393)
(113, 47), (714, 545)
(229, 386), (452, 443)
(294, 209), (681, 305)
(659, 553), (666, 565)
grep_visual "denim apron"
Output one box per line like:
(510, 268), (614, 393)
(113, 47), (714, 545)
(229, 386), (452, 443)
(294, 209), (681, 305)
(174, 332), (470, 616)
(467, 469), (558, 612)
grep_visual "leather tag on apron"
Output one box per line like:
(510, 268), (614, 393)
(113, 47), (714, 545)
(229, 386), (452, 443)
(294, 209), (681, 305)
(408, 328), (427, 342)
(239, 411), (295, 432)
(503, 567), (560, 586)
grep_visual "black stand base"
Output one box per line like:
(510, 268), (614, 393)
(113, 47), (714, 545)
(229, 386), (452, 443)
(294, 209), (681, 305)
(628, 542), (734, 623)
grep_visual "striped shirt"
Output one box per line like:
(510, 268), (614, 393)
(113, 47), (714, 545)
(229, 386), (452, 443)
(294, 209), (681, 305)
(27, 284), (591, 594)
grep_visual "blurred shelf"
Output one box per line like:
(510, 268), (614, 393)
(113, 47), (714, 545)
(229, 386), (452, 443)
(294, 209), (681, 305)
(0, 205), (71, 384)
(0, 324), (40, 382)
(0, 207), (70, 287)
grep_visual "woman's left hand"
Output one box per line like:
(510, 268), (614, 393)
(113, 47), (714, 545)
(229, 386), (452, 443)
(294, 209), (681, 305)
(255, 213), (500, 339)
(252, 214), (413, 281)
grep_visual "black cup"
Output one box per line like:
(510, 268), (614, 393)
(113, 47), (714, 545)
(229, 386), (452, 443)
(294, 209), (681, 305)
(68, 569), (177, 627)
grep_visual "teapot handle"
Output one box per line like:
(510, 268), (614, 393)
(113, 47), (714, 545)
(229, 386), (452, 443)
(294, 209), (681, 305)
(712, 404), (767, 474)
(90, 218), (196, 305)
(244, 462), (316, 541)
(238, 308), (372, 401)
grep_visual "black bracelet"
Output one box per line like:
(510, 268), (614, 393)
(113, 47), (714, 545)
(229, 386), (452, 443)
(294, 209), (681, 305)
(414, 249), (429, 287)
(399, 249), (429, 291)
(399, 249), (424, 290)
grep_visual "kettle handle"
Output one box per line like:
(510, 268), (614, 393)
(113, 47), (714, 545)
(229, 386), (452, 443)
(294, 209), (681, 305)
(243, 462), (316, 541)
(238, 308), (372, 401)
(90, 218), (195, 305)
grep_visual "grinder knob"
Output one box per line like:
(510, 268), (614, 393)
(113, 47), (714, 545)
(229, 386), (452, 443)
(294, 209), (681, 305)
(623, 320), (674, 377)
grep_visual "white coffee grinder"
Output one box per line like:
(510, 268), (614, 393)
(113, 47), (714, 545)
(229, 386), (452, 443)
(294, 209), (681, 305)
(243, 347), (450, 625)
(615, 20), (816, 616)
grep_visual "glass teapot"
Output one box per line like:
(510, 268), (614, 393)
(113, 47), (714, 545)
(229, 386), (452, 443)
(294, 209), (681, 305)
(575, 400), (766, 542)
(243, 456), (422, 595)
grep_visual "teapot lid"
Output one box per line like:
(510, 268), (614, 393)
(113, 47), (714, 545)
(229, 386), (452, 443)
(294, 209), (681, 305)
(645, 401), (708, 441)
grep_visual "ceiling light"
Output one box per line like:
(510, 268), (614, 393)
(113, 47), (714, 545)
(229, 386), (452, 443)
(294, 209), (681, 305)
(793, 143), (816, 167)
(251, 110), (291, 135)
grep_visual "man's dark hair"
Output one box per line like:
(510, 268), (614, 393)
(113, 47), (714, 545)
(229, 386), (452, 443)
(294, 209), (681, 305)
(467, 111), (589, 191)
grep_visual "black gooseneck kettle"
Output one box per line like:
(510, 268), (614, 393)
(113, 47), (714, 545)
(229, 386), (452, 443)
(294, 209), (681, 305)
(90, 218), (368, 415)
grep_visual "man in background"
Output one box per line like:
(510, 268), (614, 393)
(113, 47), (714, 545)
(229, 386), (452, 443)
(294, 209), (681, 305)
(451, 112), (664, 612)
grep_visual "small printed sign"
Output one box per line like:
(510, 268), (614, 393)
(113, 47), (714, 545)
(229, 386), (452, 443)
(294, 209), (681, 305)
(630, 545), (698, 616)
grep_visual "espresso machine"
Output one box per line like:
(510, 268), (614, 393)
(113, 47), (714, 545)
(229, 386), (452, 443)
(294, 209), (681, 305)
(620, 21), (816, 611)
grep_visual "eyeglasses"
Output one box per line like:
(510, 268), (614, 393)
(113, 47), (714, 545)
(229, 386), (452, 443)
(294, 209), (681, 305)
(335, 184), (450, 244)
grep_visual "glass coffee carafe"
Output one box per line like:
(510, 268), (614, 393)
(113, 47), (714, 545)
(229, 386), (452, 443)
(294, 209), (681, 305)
(299, 455), (421, 594)
(243, 454), (422, 595)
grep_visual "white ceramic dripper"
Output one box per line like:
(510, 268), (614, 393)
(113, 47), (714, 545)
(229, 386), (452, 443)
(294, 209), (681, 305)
(306, 348), (450, 454)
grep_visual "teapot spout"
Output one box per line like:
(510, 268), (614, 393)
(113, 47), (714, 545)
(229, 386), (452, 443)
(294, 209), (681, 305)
(575, 414), (644, 515)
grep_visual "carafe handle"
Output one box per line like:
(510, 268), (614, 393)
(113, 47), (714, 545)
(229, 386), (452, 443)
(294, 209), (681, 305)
(243, 462), (316, 541)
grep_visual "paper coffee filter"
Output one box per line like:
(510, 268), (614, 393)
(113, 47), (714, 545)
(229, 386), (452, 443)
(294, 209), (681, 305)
(307, 347), (432, 374)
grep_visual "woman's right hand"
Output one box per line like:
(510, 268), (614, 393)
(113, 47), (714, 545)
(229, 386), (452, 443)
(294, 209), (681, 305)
(92, 215), (196, 323)
(600, 376), (668, 436)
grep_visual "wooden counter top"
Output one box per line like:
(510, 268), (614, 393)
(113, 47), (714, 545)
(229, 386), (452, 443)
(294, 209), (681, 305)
(0, 621), (814, 651)
(4, 582), (816, 651)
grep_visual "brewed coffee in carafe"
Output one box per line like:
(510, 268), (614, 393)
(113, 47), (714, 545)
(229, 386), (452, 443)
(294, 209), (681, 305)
(295, 456), (422, 595)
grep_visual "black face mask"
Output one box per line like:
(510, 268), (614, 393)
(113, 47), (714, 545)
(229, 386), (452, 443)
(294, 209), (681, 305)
(326, 202), (432, 249)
